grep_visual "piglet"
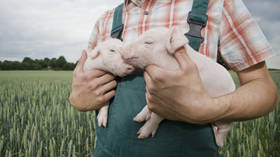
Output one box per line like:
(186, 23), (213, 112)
(84, 38), (134, 127)
(121, 27), (236, 147)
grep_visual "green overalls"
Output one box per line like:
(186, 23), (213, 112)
(94, 0), (220, 156)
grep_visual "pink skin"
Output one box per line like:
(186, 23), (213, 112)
(121, 27), (235, 147)
(84, 38), (134, 77)
(84, 38), (135, 127)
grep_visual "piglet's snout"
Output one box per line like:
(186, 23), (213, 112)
(125, 65), (135, 74)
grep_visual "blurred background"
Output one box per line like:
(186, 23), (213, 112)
(0, 0), (279, 69)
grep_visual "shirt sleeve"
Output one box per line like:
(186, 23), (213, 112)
(218, 0), (275, 71)
(88, 14), (105, 51)
(88, 22), (100, 51)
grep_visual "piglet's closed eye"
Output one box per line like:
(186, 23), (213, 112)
(166, 27), (189, 54)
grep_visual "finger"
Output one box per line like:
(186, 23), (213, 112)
(144, 72), (158, 94)
(76, 50), (88, 73)
(96, 74), (115, 85)
(145, 65), (176, 82)
(145, 91), (151, 105)
(145, 65), (165, 82)
(146, 92), (156, 112)
(102, 90), (116, 102)
(173, 48), (191, 70)
(96, 80), (117, 95)
(75, 51), (84, 68)
(144, 72), (153, 87)
(86, 69), (107, 79)
(88, 74), (115, 91)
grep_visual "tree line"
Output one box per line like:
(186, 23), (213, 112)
(0, 55), (230, 71)
(0, 56), (77, 70)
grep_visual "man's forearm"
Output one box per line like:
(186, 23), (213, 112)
(211, 63), (278, 123)
(212, 77), (278, 123)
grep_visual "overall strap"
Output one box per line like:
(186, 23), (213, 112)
(111, 1), (209, 51)
(111, 3), (124, 40)
(185, 0), (209, 51)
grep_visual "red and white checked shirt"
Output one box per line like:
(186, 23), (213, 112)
(88, 0), (274, 71)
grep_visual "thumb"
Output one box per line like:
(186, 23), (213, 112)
(174, 46), (194, 71)
(145, 64), (176, 83)
(145, 65), (167, 81)
(76, 50), (88, 72)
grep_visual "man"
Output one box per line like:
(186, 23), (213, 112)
(69, 0), (278, 156)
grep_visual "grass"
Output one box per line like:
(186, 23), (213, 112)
(0, 70), (279, 156)
(221, 70), (280, 156)
(0, 71), (95, 157)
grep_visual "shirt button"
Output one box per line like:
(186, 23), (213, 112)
(144, 11), (149, 15)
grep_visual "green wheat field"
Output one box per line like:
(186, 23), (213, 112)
(0, 71), (279, 157)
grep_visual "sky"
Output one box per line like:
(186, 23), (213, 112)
(0, 0), (279, 69)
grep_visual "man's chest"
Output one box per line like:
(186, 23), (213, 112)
(99, 0), (225, 60)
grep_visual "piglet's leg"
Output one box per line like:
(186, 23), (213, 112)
(133, 105), (152, 122)
(212, 122), (232, 147)
(97, 102), (109, 127)
(137, 113), (164, 139)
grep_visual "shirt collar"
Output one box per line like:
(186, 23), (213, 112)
(124, 0), (171, 8)
(124, 0), (145, 8)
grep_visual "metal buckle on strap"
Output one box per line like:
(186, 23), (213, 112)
(185, 12), (208, 42)
(111, 24), (124, 40)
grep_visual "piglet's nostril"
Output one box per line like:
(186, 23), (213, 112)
(126, 66), (135, 74)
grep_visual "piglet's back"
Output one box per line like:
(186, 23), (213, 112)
(184, 44), (236, 97)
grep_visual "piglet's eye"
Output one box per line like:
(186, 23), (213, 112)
(144, 41), (153, 45)
(110, 49), (116, 53)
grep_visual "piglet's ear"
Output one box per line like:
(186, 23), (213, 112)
(166, 27), (189, 54)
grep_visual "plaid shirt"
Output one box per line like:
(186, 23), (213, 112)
(88, 0), (274, 71)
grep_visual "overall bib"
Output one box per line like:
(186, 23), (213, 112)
(94, 0), (220, 156)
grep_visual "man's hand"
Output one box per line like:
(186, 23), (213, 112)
(69, 50), (117, 112)
(144, 48), (222, 124)
(144, 47), (278, 124)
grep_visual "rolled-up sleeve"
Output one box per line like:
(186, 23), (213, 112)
(218, 0), (275, 71)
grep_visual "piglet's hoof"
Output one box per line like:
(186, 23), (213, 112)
(133, 105), (151, 123)
(137, 113), (163, 139)
(97, 106), (109, 127)
(137, 118), (159, 139)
